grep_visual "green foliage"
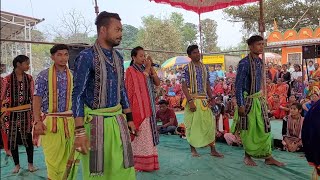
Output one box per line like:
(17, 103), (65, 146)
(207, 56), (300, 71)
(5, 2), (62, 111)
(200, 19), (220, 53)
(223, 0), (320, 35)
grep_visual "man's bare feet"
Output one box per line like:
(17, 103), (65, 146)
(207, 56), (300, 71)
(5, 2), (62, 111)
(244, 155), (257, 166)
(210, 150), (224, 158)
(190, 145), (200, 157)
(192, 151), (201, 157)
(265, 157), (285, 167)
(12, 165), (20, 173)
(28, 163), (38, 172)
(209, 144), (224, 158)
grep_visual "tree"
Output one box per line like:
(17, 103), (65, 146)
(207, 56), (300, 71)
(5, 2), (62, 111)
(120, 24), (139, 60)
(200, 19), (219, 53)
(30, 30), (51, 75)
(223, 0), (320, 35)
(182, 23), (198, 46)
(49, 9), (93, 44)
(170, 13), (198, 46)
(137, 15), (185, 64)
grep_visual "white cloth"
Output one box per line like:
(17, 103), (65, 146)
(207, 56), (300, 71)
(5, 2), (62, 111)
(291, 71), (302, 81)
(307, 65), (315, 72)
(167, 74), (176, 80)
(218, 114), (224, 132)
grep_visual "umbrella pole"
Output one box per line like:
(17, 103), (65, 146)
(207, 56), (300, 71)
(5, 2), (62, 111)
(259, 0), (267, 99)
(94, 0), (99, 16)
(198, 13), (203, 60)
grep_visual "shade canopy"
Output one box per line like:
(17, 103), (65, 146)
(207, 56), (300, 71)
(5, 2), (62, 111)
(150, 0), (258, 14)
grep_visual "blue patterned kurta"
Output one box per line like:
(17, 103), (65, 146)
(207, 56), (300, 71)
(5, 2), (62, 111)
(34, 69), (68, 113)
(72, 48), (130, 118)
(235, 56), (263, 107)
(181, 64), (210, 94)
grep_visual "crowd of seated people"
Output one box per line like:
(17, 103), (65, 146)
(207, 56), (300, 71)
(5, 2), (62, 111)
(153, 62), (320, 153)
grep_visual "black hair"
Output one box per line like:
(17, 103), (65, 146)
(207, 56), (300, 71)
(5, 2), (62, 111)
(291, 102), (302, 111)
(246, 35), (264, 46)
(50, 44), (69, 55)
(13, 55), (29, 69)
(130, 46), (144, 66)
(309, 60), (314, 64)
(95, 11), (121, 33)
(294, 64), (301, 71)
(159, 100), (169, 105)
(273, 94), (280, 98)
(187, 45), (198, 55)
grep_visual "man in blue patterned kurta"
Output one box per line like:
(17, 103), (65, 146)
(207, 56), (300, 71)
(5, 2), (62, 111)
(71, 11), (136, 180)
(181, 45), (223, 158)
(33, 44), (77, 179)
(235, 35), (284, 167)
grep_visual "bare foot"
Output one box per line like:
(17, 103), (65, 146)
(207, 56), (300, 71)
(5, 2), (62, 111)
(192, 151), (200, 157)
(211, 150), (224, 158)
(12, 165), (20, 174)
(190, 145), (200, 157)
(28, 164), (38, 172)
(244, 156), (257, 166)
(265, 157), (285, 167)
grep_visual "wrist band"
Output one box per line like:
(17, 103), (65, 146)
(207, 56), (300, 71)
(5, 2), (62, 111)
(126, 112), (133, 122)
(188, 99), (194, 103)
(75, 125), (84, 129)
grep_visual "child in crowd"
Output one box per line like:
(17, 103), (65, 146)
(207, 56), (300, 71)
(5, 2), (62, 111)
(282, 103), (304, 152)
(212, 96), (230, 142)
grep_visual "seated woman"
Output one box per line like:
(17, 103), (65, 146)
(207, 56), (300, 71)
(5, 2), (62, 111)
(164, 79), (181, 109)
(266, 77), (276, 100)
(212, 78), (224, 96)
(268, 94), (287, 119)
(282, 103), (304, 152)
(275, 78), (289, 103)
(302, 93), (319, 117)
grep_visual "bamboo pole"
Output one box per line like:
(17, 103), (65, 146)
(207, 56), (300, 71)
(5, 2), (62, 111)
(94, 0), (99, 16)
(258, 0), (267, 98)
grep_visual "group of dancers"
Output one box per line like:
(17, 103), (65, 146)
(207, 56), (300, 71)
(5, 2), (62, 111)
(1, 10), (319, 180)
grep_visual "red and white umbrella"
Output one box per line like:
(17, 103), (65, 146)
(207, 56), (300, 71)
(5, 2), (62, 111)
(150, 0), (258, 14)
(149, 0), (261, 54)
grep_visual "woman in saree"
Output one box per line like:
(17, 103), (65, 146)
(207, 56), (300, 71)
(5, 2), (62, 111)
(275, 78), (289, 103)
(125, 46), (161, 171)
(164, 79), (181, 108)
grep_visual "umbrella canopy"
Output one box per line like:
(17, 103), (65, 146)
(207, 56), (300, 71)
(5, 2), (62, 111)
(162, 56), (191, 68)
(259, 52), (282, 64)
(150, 0), (259, 14)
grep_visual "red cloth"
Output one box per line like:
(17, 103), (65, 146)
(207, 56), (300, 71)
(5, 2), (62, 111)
(213, 82), (224, 95)
(151, 0), (259, 14)
(125, 67), (152, 135)
(156, 108), (178, 127)
(216, 115), (230, 133)
(226, 72), (236, 79)
(269, 101), (287, 119)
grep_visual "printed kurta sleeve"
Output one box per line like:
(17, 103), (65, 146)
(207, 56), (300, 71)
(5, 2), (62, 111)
(34, 71), (47, 97)
(235, 60), (249, 107)
(120, 60), (130, 110)
(125, 68), (134, 108)
(72, 52), (92, 117)
(181, 65), (190, 86)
